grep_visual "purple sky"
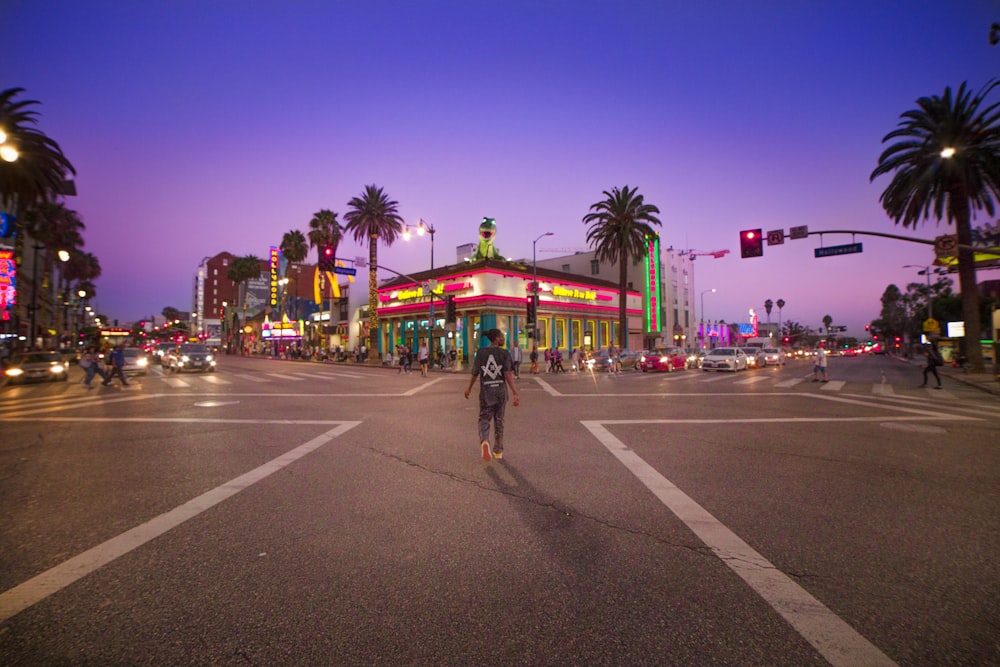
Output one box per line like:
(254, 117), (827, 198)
(4, 1), (997, 335)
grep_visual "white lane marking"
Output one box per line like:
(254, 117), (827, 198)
(314, 371), (365, 379)
(0, 421), (361, 623)
(0, 394), (156, 418)
(264, 372), (305, 381)
(698, 373), (736, 382)
(820, 381), (846, 391)
(227, 373), (270, 383)
(198, 374), (230, 384)
(534, 377), (561, 396)
(583, 421), (897, 667)
(872, 384), (895, 396)
(162, 378), (191, 388)
(775, 378), (805, 388)
(401, 377), (445, 396)
(734, 375), (770, 385)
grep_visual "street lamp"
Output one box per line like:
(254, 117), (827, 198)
(532, 232), (554, 345)
(903, 264), (946, 321)
(700, 288), (716, 349)
(405, 218), (437, 340)
(0, 128), (18, 163)
(277, 277), (289, 318)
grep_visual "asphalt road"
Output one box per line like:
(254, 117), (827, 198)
(1, 354), (998, 666)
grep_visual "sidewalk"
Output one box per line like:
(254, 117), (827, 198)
(898, 355), (1000, 397)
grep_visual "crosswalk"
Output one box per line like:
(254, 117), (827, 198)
(98, 368), (367, 389)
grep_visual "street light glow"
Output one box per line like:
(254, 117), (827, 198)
(940, 147), (956, 158)
(0, 145), (18, 163)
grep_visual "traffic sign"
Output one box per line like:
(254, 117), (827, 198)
(814, 242), (863, 258)
(332, 266), (357, 276)
(789, 225), (808, 240)
(766, 230), (784, 246)
(922, 318), (940, 333)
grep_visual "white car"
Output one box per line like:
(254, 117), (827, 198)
(701, 347), (748, 372)
(761, 347), (783, 366)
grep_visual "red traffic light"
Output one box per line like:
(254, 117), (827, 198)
(739, 229), (764, 258)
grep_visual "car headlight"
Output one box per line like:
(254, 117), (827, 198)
(659, 356), (669, 362)
(181, 355), (190, 362)
(51, 364), (66, 374)
(206, 354), (214, 362)
(137, 358), (148, 367)
(6, 367), (23, 377)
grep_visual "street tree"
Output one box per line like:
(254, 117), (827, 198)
(343, 185), (403, 359)
(582, 185), (662, 348)
(871, 80), (1000, 372)
(0, 87), (76, 209)
(279, 229), (308, 319)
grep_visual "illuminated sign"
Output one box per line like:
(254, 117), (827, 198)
(261, 314), (303, 339)
(644, 234), (662, 332)
(0, 248), (16, 309)
(551, 285), (596, 301)
(269, 246), (280, 308)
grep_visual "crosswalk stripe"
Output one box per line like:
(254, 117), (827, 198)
(199, 375), (230, 384)
(162, 378), (190, 388)
(820, 381), (846, 391)
(698, 373), (735, 382)
(263, 373), (305, 381)
(734, 375), (771, 385)
(228, 373), (270, 383)
(775, 378), (805, 388)
(872, 383), (895, 396)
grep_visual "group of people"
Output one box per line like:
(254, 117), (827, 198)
(78, 344), (130, 388)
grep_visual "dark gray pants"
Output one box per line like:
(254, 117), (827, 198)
(478, 400), (507, 453)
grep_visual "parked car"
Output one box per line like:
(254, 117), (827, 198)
(162, 343), (216, 373)
(153, 342), (178, 365)
(701, 347), (749, 372)
(639, 347), (687, 372)
(121, 348), (149, 376)
(3, 351), (69, 384)
(760, 347), (783, 366)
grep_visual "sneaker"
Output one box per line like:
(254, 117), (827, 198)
(481, 440), (492, 463)
(493, 449), (503, 460)
(934, 386), (942, 390)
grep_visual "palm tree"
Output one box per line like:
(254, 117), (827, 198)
(343, 185), (404, 359)
(0, 88), (76, 209)
(307, 209), (343, 258)
(776, 298), (786, 344)
(582, 185), (662, 348)
(764, 299), (773, 336)
(226, 255), (264, 349)
(822, 315), (833, 342)
(279, 229), (308, 319)
(19, 202), (84, 341)
(870, 80), (1000, 372)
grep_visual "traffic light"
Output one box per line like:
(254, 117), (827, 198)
(526, 296), (536, 324)
(445, 295), (457, 323)
(318, 245), (335, 271)
(739, 229), (764, 258)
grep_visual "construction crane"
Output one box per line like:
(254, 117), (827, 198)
(677, 249), (730, 260)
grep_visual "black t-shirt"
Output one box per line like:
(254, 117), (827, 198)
(471, 345), (513, 405)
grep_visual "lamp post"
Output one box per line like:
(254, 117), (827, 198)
(532, 232), (554, 345)
(903, 264), (945, 321)
(404, 218), (438, 344)
(700, 288), (716, 348)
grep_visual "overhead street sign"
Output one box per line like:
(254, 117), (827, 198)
(789, 225), (809, 240)
(814, 242), (863, 258)
(766, 230), (784, 246)
(333, 266), (357, 276)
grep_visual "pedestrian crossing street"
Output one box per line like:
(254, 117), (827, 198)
(121, 368), (367, 389)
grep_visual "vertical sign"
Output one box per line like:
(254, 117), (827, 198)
(643, 234), (662, 333)
(0, 248), (16, 312)
(269, 246), (280, 308)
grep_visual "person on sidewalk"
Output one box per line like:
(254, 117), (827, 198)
(510, 339), (523, 378)
(920, 341), (943, 389)
(418, 340), (430, 377)
(464, 328), (519, 462)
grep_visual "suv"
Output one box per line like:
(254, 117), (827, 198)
(153, 342), (178, 365)
(162, 343), (216, 373)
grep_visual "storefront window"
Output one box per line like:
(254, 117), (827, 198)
(555, 319), (566, 350)
(537, 319), (549, 348)
(571, 320), (581, 349)
(600, 321), (608, 346)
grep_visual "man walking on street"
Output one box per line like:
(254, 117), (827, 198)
(464, 328), (519, 462)
(510, 338), (523, 378)
(812, 343), (828, 383)
(103, 344), (130, 387)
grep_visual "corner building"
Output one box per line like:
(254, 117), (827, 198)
(377, 258), (642, 362)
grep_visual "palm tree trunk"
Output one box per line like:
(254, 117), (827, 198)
(619, 259), (628, 348)
(955, 199), (984, 372)
(368, 236), (378, 360)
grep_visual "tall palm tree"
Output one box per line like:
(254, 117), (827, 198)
(582, 185), (662, 348)
(776, 298), (786, 343)
(870, 80), (1000, 372)
(0, 88), (76, 209)
(279, 229), (308, 319)
(20, 202), (84, 339)
(822, 314), (833, 340)
(226, 255), (264, 338)
(307, 208), (343, 258)
(343, 185), (404, 359)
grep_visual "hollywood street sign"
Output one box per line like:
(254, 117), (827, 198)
(814, 242), (863, 258)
